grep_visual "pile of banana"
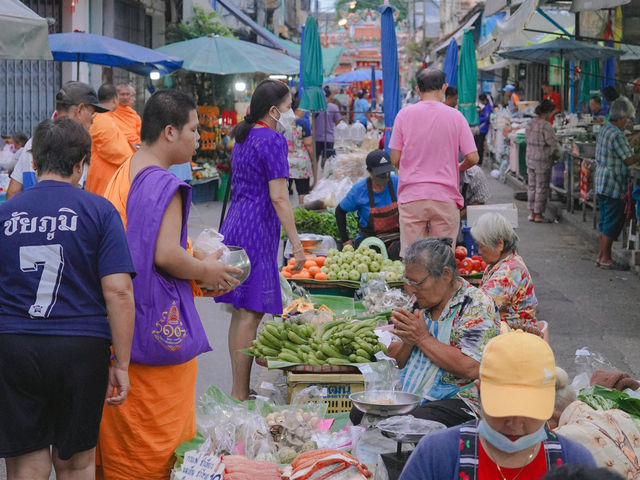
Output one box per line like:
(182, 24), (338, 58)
(249, 319), (386, 366)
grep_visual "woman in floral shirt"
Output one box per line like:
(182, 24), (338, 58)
(286, 97), (313, 204)
(379, 237), (499, 428)
(471, 212), (538, 330)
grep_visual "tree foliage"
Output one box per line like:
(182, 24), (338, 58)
(166, 6), (235, 43)
(334, 0), (408, 21)
(165, 7), (236, 111)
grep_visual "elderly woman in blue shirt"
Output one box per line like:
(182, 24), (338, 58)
(595, 96), (640, 270)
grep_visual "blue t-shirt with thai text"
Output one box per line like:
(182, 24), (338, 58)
(0, 180), (135, 339)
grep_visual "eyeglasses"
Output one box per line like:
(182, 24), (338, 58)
(402, 273), (429, 287)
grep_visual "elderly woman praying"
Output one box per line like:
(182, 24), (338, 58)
(471, 212), (538, 330)
(379, 237), (499, 427)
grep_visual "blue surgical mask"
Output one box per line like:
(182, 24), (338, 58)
(478, 419), (547, 454)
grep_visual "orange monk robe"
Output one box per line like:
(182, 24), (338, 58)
(112, 104), (142, 149)
(86, 112), (134, 196)
(97, 159), (199, 480)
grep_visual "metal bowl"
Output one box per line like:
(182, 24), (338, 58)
(349, 390), (422, 417)
(377, 415), (446, 443)
(220, 246), (251, 285)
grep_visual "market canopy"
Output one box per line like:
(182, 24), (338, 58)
(0, 0), (52, 60)
(49, 32), (183, 75)
(156, 35), (299, 75)
(263, 30), (344, 78)
(327, 69), (382, 84)
(485, 0), (628, 15)
(499, 38), (623, 63)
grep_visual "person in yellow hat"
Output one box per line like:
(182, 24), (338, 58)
(399, 330), (595, 480)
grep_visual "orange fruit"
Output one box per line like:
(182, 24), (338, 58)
(304, 259), (318, 269)
(288, 258), (296, 266)
(281, 270), (292, 278)
(292, 269), (311, 279)
(308, 266), (321, 277)
(315, 256), (326, 267)
(314, 272), (329, 281)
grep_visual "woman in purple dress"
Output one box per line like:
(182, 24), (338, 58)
(216, 80), (305, 400)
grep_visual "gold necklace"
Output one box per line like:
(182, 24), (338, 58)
(485, 442), (539, 480)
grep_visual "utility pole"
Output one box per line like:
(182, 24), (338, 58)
(423, 0), (427, 42)
(315, 0), (319, 18)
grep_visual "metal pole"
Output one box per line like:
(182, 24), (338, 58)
(423, 0), (427, 42)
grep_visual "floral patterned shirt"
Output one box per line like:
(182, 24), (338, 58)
(480, 252), (538, 330)
(286, 118), (312, 180)
(401, 279), (500, 397)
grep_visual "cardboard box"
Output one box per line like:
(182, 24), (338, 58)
(467, 203), (519, 228)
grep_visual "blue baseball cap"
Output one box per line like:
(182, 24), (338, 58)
(503, 85), (516, 92)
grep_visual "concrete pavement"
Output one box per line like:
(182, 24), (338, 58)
(2, 172), (640, 478)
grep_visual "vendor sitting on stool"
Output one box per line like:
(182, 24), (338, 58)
(335, 150), (401, 259)
(350, 237), (499, 428)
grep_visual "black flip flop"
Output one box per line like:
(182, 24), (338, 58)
(599, 262), (630, 271)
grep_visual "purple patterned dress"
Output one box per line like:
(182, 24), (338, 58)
(215, 127), (289, 314)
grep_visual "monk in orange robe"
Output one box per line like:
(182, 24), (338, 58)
(96, 90), (240, 480)
(86, 84), (134, 196)
(112, 84), (142, 150)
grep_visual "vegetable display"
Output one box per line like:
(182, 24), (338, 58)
(288, 208), (359, 242)
(322, 245), (404, 282)
(249, 318), (385, 365)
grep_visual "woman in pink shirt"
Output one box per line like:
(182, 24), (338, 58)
(389, 69), (479, 256)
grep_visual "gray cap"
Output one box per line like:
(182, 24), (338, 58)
(56, 81), (110, 113)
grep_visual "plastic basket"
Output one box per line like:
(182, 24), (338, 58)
(191, 178), (219, 203)
(287, 373), (364, 413)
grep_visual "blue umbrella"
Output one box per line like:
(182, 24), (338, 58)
(49, 32), (183, 76)
(443, 39), (459, 87)
(378, 3), (401, 153)
(328, 68), (382, 83)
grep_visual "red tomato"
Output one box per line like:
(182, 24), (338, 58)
(459, 268), (470, 275)
(454, 246), (467, 260)
(461, 257), (474, 270)
(471, 255), (482, 262)
(472, 259), (483, 271)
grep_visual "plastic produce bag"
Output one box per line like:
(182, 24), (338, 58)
(375, 415), (446, 443)
(357, 360), (401, 392)
(193, 228), (229, 259)
(349, 123), (366, 146)
(572, 347), (618, 392)
(305, 177), (354, 208)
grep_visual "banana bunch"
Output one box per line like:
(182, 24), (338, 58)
(250, 319), (386, 366)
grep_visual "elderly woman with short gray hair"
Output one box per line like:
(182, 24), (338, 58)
(595, 96), (640, 270)
(471, 212), (538, 330)
(385, 237), (499, 427)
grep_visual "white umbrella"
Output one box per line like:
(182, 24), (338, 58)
(0, 0), (52, 60)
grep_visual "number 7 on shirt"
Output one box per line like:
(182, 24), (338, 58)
(19, 244), (65, 318)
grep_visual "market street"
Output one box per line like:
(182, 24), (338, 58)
(2, 173), (640, 479)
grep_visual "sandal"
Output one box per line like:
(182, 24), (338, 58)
(528, 215), (534, 222)
(598, 262), (630, 271)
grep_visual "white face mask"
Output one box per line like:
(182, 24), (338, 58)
(271, 107), (295, 133)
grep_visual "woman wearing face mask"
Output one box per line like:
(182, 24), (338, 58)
(399, 330), (595, 480)
(335, 150), (401, 259)
(216, 80), (305, 400)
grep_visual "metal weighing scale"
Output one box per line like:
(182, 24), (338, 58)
(350, 391), (445, 480)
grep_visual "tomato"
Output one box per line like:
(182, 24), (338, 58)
(461, 257), (474, 270)
(304, 259), (318, 270)
(454, 246), (468, 260)
(471, 255), (482, 262)
(459, 268), (470, 275)
(308, 266), (321, 277)
(315, 256), (326, 267)
(472, 259), (483, 271)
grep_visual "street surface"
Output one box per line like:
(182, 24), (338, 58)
(2, 172), (640, 478)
